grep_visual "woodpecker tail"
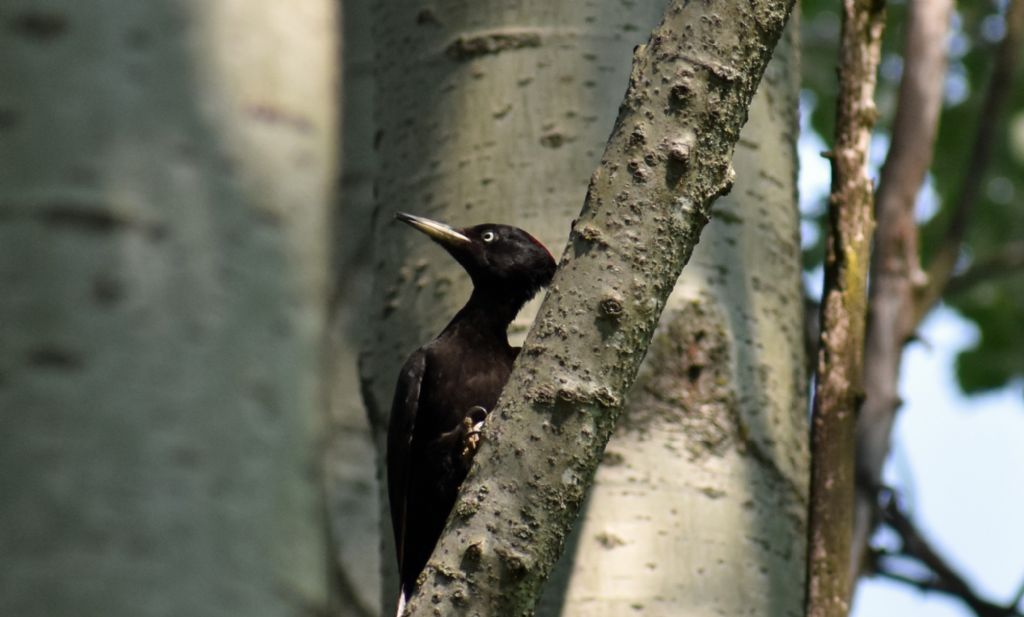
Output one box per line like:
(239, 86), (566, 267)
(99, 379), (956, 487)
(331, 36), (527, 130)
(394, 587), (407, 617)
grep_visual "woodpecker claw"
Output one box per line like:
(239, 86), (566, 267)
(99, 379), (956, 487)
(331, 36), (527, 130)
(461, 406), (488, 460)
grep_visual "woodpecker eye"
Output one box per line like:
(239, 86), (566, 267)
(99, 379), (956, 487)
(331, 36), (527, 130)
(481, 231), (497, 243)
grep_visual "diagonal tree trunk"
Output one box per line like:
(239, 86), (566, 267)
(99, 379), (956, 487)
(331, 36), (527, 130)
(401, 0), (796, 613)
(360, 0), (668, 610)
(0, 2), (337, 616)
(539, 18), (807, 616)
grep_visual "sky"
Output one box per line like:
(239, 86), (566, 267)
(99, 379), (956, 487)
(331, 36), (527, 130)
(797, 97), (1024, 617)
(853, 307), (1024, 617)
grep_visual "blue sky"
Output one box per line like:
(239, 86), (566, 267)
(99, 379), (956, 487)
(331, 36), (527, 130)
(853, 307), (1024, 616)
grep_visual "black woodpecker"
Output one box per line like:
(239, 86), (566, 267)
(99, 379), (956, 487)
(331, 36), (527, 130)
(387, 212), (557, 609)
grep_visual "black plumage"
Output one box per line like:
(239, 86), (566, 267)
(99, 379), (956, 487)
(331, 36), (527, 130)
(387, 212), (557, 605)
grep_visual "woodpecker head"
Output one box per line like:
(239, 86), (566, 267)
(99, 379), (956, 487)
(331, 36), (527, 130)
(396, 212), (556, 303)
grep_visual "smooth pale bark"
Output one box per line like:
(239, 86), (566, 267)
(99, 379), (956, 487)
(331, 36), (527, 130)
(540, 20), (806, 617)
(362, 1), (667, 609)
(0, 2), (336, 617)
(403, 0), (795, 613)
(328, 0), (381, 614)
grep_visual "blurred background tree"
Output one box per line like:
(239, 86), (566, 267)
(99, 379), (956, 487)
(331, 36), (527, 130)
(801, 0), (1024, 615)
(803, 0), (1024, 394)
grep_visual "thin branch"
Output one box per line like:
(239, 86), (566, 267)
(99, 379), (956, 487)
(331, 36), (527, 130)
(945, 240), (1024, 297)
(916, 0), (1024, 323)
(805, 0), (886, 614)
(871, 558), (940, 590)
(873, 565), (1023, 617)
(874, 490), (1024, 617)
(853, 0), (1024, 598)
(852, 0), (953, 583)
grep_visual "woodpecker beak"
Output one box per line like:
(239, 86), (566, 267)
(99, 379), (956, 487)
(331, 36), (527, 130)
(396, 212), (471, 247)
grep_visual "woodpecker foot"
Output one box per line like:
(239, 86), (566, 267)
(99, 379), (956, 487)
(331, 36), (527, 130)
(461, 406), (488, 460)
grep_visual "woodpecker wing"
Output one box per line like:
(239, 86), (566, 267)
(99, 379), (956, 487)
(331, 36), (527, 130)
(386, 348), (427, 582)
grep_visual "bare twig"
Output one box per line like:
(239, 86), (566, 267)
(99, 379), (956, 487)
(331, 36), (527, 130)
(852, 0), (953, 583)
(873, 490), (1024, 617)
(873, 566), (1023, 617)
(916, 0), (1024, 323)
(805, 0), (886, 614)
(945, 240), (1024, 297)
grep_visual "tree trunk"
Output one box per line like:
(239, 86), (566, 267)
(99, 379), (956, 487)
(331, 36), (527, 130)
(361, 0), (666, 610)
(538, 18), (807, 617)
(364, 0), (796, 613)
(328, 0), (381, 614)
(0, 3), (337, 617)
(399, 0), (795, 612)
